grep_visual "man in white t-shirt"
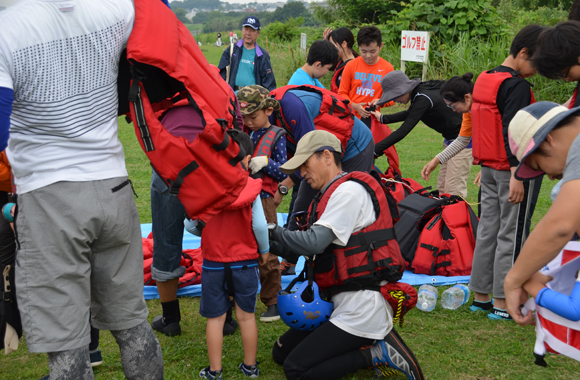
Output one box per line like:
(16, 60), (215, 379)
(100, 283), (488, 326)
(268, 130), (424, 380)
(0, 1), (163, 378)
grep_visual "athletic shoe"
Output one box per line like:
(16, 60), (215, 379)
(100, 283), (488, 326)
(280, 260), (296, 276)
(152, 315), (182, 337)
(199, 366), (223, 380)
(469, 299), (493, 312)
(223, 317), (238, 336)
(372, 329), (425, 380)
(90, 350), (103, 367)
(260, 304), (280, 322)
(239, 361), (259, 378)
(488, 307), (513, 321)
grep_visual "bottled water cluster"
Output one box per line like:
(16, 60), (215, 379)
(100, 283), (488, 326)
(416, 284), (470, 312)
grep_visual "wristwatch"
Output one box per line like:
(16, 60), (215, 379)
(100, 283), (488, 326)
(267, 223), (277, 240)
(278, 184), (289, 196)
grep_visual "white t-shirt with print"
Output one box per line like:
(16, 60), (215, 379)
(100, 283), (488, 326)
(314, 180), (394, 340)
(0, 0), (135, 193)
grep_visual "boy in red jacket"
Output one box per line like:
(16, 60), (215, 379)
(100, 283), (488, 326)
(192, 129), (270, 380)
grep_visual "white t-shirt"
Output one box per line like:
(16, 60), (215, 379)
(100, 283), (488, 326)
(0, 0), (135, 193)
(314, 180), (394, 340)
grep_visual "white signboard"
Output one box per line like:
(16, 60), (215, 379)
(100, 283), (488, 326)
(401, 31), (430, 63)
(300, 33), (307, 53)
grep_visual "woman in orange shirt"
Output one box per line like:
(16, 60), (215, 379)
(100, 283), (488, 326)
(421, 73), (479, 186)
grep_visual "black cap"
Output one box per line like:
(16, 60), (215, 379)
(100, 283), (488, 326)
(242, 16), (261, 30)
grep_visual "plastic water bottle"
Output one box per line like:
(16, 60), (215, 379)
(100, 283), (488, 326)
(441, 284), (470, 310)
(416, 284), (438, 312)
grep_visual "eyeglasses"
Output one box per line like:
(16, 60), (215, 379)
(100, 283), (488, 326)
(561, 66), (572, 80)
(447, 102), (458, 110)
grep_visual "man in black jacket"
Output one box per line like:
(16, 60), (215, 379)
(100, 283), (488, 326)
(218, 16), (276, 91)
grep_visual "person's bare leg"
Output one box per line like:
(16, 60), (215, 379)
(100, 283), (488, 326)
(235, 302), (258, 366)
(206, 313), (226, 371)
(474, 292), (491, 302)
(157, 278), (178, 302)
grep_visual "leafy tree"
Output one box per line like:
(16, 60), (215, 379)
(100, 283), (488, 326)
(262, 17), (305, 42)
(173, 7), (190, 24)
(327, 0), (410, 24)
(383, 0), (509, 43)
(270, 1), (309, 22)
(170, 0), (222, 11)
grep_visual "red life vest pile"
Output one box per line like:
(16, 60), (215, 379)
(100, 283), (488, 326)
(522, 241), (580, 365)
(142, 233), (202, 288)
(374, 170), (478, 276)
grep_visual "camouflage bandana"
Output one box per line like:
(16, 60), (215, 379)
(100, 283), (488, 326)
(237, 85), (279, 115)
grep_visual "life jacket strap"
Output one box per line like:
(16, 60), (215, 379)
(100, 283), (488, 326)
(128, 78), (155, 152)
(419, 243), (451, 275)
(168, 160), (200, 195)
(343, 228), (396, 257)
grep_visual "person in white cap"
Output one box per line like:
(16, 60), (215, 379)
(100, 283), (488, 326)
(505, 101), (580, 325)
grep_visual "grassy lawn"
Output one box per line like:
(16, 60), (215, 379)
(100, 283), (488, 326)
(2, 53), (579, 379)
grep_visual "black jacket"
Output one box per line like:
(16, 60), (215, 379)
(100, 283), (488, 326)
(374, 80), (462, 155)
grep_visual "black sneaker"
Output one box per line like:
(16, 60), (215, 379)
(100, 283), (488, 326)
(199, 366), (223, 380)
(152, 315), (181, 337)
(223, 317), (238, 336)
(90, 350), (103, 367)
(239, 361), (259, 378)
(260, 304), (280, 322)
(372, 328), (424, 380)
(280, 260), (296, 276)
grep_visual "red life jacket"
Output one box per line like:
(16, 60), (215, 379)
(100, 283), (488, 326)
(201, 177), (262, 263)
(471, 70), (535, 171)
(119, 0), (247, 225)
(330, 60), (349, 93)
(370, 117), (400, 178)
(307, 172), (405, 297)
(569, 85), (580, 109)
(411, 200), (478, 276)
(270, 85), (354, 153)
(250, 125), (286, 196)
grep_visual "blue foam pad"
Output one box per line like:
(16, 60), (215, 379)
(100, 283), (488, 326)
(142, 213), (469, 300)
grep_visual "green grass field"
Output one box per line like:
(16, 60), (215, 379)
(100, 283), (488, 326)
(2, 44), (579, 380)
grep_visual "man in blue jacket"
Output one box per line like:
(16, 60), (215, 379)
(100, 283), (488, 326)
(218, 16), (276, 91)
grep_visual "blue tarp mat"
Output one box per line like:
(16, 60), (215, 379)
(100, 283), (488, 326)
(142, 213), (469, 300)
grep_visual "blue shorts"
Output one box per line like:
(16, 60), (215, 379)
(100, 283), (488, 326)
(200, 258), (260, 318)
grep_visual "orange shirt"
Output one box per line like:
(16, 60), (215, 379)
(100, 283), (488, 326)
(0, 151), (12, 193)
(459, 112), (472, 137)
(338, 56), (394, 118)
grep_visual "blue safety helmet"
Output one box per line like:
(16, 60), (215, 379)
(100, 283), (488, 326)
(277, 281), (333, 331)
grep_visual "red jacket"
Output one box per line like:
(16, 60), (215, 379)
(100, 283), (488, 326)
(270, 85), (354, 153)
(471, 70), (535, 171)
(201, 177), (262, 262)
(308, 172), (405, 297)
(121, 0), (247, 225)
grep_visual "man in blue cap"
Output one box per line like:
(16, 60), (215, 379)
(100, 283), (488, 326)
(218, 16), (276, 91)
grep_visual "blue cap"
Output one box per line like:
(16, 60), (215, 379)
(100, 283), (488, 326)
(242, 16), (261, 30)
